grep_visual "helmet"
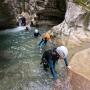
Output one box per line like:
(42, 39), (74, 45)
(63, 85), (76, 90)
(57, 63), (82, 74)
(35, 29), (38, 33)
(56, 46), (68, 58)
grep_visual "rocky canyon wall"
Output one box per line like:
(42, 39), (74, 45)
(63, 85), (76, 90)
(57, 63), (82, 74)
(0, 0), (67, 29)
(51, 0), (90, 46)
(0, 0), (16, 29)
(51, 0), (90, 90)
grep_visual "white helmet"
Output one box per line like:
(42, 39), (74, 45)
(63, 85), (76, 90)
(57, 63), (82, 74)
(56, 46), (68, 58)
(35, 29), (38, 33)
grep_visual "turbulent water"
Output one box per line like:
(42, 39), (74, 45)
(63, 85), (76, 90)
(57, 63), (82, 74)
(0, 26), (55, 90)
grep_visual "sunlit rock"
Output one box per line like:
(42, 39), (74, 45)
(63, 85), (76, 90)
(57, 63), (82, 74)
(69, 48), (90, 90)
(51, 1), (90, 46)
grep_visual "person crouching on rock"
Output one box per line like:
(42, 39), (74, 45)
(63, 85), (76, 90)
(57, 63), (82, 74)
(40, 46), (68, 84)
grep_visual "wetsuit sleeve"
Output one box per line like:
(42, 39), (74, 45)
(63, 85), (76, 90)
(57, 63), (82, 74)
(64, 58), (68, 66)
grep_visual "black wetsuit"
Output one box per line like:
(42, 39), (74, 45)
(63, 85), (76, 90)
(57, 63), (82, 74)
(34, 32), (41, 37)
(41, 48), (59, 80)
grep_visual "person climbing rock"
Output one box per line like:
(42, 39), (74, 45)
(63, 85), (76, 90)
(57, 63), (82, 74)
(34, 29), (41, 37)
(38, 32), (53, 50)
(40, 45), (68, 83)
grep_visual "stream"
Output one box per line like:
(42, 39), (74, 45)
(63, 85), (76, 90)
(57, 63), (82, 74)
(0, 26), (55, 90)
(0, 26), (90, 90)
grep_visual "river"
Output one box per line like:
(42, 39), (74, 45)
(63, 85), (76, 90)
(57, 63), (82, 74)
(0, 26), (55, 90)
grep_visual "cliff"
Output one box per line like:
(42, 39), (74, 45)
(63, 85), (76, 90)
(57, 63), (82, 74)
(0, 0), (67, 29)
(51, 0), (90, 90)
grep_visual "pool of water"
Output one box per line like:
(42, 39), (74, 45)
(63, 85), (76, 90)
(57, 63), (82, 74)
(0, 26), (55, 90)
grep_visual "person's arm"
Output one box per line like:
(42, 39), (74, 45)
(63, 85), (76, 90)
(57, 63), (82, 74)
(64, 58), (68, 66)
(39, 32), (41, 36)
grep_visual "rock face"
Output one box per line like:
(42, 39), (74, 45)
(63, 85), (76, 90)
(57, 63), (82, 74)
(3, 0), (66, 26)
(51, 0), (90, 46)
(50, 0), (90, 90)
(0, 1), (16, 29)
(69, 48), (90, 90)
(36, 0), (66, 25)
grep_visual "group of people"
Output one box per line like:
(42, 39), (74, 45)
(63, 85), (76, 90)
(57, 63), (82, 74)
(33, 29), (51, 49)
(33, 29), (69, 84)
(17, 16), (69, 84)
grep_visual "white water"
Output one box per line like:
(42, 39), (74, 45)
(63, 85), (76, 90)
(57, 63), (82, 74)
(0, 26), (26, 34)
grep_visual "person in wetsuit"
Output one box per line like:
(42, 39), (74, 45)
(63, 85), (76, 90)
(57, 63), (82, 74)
(41, 46), (68, 83)
(34, 29), (41, 38)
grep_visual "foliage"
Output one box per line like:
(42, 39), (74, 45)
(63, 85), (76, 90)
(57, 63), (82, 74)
(74, 0), (90, 11)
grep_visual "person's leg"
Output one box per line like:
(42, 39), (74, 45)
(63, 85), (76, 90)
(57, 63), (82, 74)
(43, 63), (49, 71)
(53, 60), (56, 70)
(64, 58), (68, 66)
(53, 60), (58, 73)
(38, 39), (43, 46)
(47, 59), (58, 80)
(41, 40), (47, 48)
(43, 40), (47, 46)
(39, 40), (47, 49)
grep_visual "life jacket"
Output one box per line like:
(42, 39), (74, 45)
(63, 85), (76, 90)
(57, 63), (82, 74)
(43, 33), (51, 41)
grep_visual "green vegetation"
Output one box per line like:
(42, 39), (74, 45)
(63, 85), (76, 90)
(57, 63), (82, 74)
(74, 0), (90, 11)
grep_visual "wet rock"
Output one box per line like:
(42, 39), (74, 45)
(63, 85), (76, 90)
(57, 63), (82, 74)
(69, 48), (90, 90)
(51, 1), (90, 46)
(0, 1), (16, 29)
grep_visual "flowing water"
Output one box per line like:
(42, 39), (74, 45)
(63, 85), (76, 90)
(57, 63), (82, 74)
(0, 26), (55, 90)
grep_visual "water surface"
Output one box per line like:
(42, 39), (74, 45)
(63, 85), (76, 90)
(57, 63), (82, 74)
(0, 26), (54, 90)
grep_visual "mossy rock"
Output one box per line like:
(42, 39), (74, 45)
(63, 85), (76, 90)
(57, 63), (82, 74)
(74, 0), (90, 11)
